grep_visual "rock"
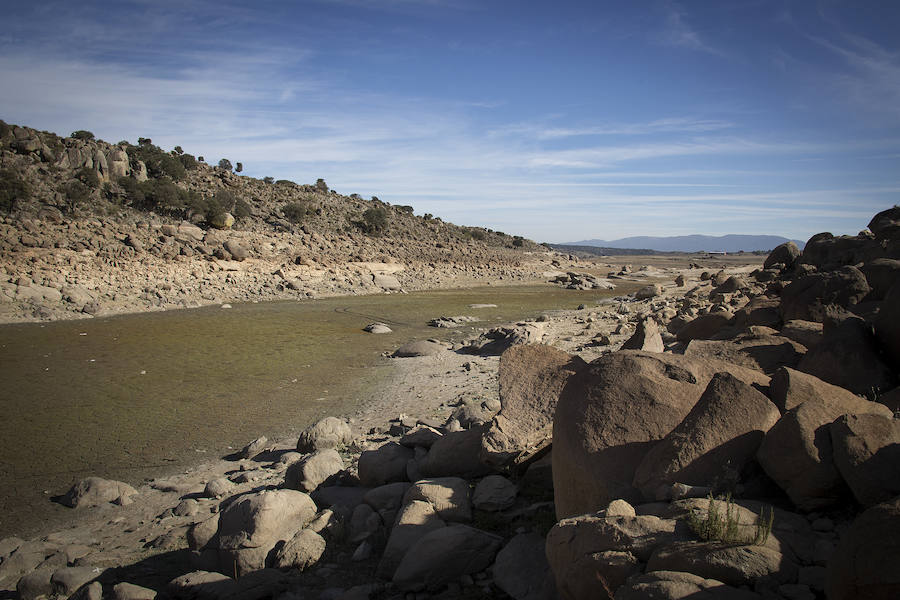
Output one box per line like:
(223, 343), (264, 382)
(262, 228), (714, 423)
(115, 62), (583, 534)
(61, 285), (95, 307)
(830, 413), (900, 506)
(552, 351), (767, 518)
(167, 570), (232, 599)
(492, 533), (556, 600)
(768, 367), (864, 413)
(310, 486), (368, 511)
(391, 340), (447, 357)
(377, 500), (446, 579)
(273, 529), (326, 571)
(418, 425), (492, 479)
(392, 525), (502, 591)
(363, 322), (392, 334)
(867, 205), (900, 237)
(428, 315), (479, 328)
(635, 284), (663, 300)
(297, 417), (352, 453)
(732, 296), (782, 330)
(363, 482), (411, 524)
(676, 311), (734, 342)
(212, 213), (236, 230)
(112, 582), (158, 600)
(124, 235), (143, 252)
(683, 333), (806, 375)
(399, 425), (442, 449)
(647, 541), (796, 587)
(188, 514), (220, 551)
(204, 477), (233, 498)
(765, 241), (801, 270)
(239, 436), (268, 460)
(480, 344), (585, 469)
(826, 496), (900, 600)
(284, 449), (344, 492)
(712, 275), (747, 295)
(403, 477), (472, 522)
(621, 318), (665, 352)
(675, 274), (686, 286)
(633, 372), (780, 500)
(68, 581), (103, 600)
(796, 315), (896, 395)
(373, 273), (402, 290)
(174, 498), (200, 516)
(546, 512), (689, 598)
(464, 323), (547, 355)
(756, 393), (892, 510)
(875, 280), (900, 371)
(472, 475), (517, 511)
(222, 239), (246, 260)
(59, 477), (138, 508)
(860, 258), (900, 300)
(614, 570), (764, 600)
(358, 442), (413, 487)
(216, 489), (317, 575)
(16, 568), (54, 600)
(779, 320), (823, 351)
(780, 266), (870, 322)
(878, 386), (900, 412)
(51, 566), (103, 597)
(348, 502), (382, 542)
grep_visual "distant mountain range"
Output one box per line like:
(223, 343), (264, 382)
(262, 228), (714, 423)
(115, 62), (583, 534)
(561, 234), (805, 253)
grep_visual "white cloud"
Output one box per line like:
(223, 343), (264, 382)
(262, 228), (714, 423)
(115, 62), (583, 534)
(659, 1), (726, 57)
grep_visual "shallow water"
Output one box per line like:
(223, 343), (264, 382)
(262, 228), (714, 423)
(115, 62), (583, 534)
(0, 283), (624, 538)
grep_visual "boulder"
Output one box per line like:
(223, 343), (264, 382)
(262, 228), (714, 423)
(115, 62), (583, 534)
(111, 583), (157, 600)
(756, 394), (892, 511)
(711, 275), (747, 295)
(472, 475), (517, 511)
(373, 274), (402, 291)
(492, 533), (556, 600)
(768, 367), (863, 413)
(68, 582), (103, 600)
(796, 315), (896, 396)
(363, 322), (392, 334)
(418, 425), (492, 479)
(799, 232), (880, 271)
(676, 311), (734, 343)
(683, 333), (806, 375)
(647, 542), (797, 587)
(860, 258), (900, 300)
(867, 206), (900, 238)
(780, 266), (870, 322)
(546, 512), (689, 598)
(238, 436), (268, 460)
(826, 496), (900, 600)
(362, 482), (411, 525)
(358, 442), (413, 487)
(552, 351), (768, 518)
(296, 417), (351, 453)
(187, 514), (220, 551)
(830, 413), (900, 506)
(779, 320), (823, 350)
(212, 213), (236, 230)
(463, 323), (547, 355)
(203, 478), (233, 498)
(765, 241), (801, 271)
(614, 570), (763, 600)
(399, 425), (442, 449)
(392, 340), (447, 357)
(59, 477), (138, 508)
(216, 489), (317, 575)
(16, 568), (54, 600)
(621, 318), (665, 352)
(51, 566), (103, 597)
(272, 529), (325, 571)
(875, 280), (900, 371)
(732, 296), (781, 330)
(284, 449), (344, 492)
(377, 500), (445, 579)
(633, 372), (780, 500)
(222, 239), (246, 259)
(392, 525), (502, 591)
(877, 386), (900, 412)
(480, 344), (585, 469)
(402, 477), (472, 522)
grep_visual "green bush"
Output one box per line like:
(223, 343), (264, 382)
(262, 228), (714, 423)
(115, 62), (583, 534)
(60, 180), (92, 215)
(396, 205), (414, 214)
(117, 176), (145, 207)
(235, 162), (243, 173)
(282, 201), (311, 223)
(218, 158), (233, 171)
(512, 236), (524, 247)
(276, 179), (296, 187)
(263, 176), (275, 184)
(75, 167), (100, 189)
(179, 153), (198, 170)
(127, 141), (186, 181)
(71, 130), (95, 141)
(0, 168), (30, 214)
(315, 178), (328, 193)
(687, 494), (774, 545)
(359, 206), (389, 235)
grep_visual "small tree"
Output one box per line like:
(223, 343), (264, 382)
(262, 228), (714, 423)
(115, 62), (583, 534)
(218, 158), (233, 171)
(283, 201), (310, 224)
(71, 130), (95, 141)
(359, 206), (389, 235)
(235, 162), (243, 173)
(263, 176), (274, 184)
(315, 178), (328, 193)
(138, 137), (152, 146)
(0, 168), (30, 214)
(173, 146), (183, 155)
(60, 180), (91, 215)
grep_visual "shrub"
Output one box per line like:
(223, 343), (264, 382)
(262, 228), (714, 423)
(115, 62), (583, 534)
(282, 201), (311, 223)
(0, 120), (11, 139)
(60, 180), (92, 215)
(315, 178), (328, 193)
(263, 176), (274, 184)
(173, 146), (183, 155)
(71, 130), (95, 141)
(235, 162), (243, 173)
(218, 158), (233, 171)
(179, 153), (198, 170)
(138, 137), (152, 146)
(232, 197), (251, 219)
(396, 205), (414, 214)
(75, 167), (100, 189)
(687, 494), (774, 545)
(359, 206), (389, 235)
(512, 236), (524, 247)
(276, 179), (296, 187)
(0, 168), (30, 214)
(127, 141), (186, 180)
(118, 176), (145, 207)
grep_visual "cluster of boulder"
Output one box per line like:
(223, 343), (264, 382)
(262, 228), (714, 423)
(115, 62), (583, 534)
(548, 271), (616, 290)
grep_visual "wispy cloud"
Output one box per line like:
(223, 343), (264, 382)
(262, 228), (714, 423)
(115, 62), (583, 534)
(659, 1), (725, 57)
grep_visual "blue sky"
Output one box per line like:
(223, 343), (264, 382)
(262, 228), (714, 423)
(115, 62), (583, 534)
(1, 0), (898, 243)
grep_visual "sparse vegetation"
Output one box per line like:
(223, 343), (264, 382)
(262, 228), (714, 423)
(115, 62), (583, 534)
(70, 130), (95, 141)
(358, 206), (389, 235)
(396, 205), (414, 214)
(687, 494), (774, 545)
(127, 141), (186, 181)
(59, 179), (92, 215)
(0, 168), (31, 214)
(282, 201), (312, 224)
(315, 178), (328, 193)
(263, 176), (275, 184)
(235, 162), (243, 173)
(218, 159), (233, 171)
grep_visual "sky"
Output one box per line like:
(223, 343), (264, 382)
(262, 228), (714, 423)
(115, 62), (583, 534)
(1, 0), (899, 243)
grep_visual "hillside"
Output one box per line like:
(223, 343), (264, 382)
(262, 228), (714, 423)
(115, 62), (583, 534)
(0, 120), (556, 322)
(566, 234), (805, 253)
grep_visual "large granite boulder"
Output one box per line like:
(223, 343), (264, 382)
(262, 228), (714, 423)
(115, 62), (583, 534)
(296, 417), (352, 453)
(675, 311), (734, 343)
(621, 318), (665, 352)
(826, 496), (900, 600)
(418, 426), (492, 479)
(358, 442), (413, 487)
(633, 372), (780, 501)
(683, 333), (806, 375)
(552, 351), (768, 518)
(768, 367), (862, 413)
(480, 344), (585, 469)
(756, 395), (892, 511)
(392, 525), (502, 591)
(59, 477), (138, 508)
(875, 280), (900, 371)
(764, 241), (801, 271)
(614, 571), (763, 600)
(780, 266), (870, 322)
(647, 541), (797, 587)
(377, 500), (445, 580)
(830, 413), (900, 506)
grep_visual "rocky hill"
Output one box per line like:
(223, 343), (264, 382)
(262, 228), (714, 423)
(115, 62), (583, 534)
(0, 120), (551, 322)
